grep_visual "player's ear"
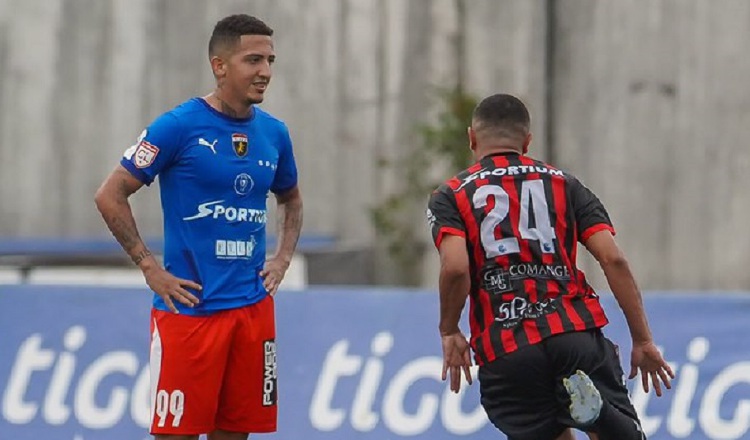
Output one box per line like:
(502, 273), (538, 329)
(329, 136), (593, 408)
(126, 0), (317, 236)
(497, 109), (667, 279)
(210, 55), (227, 79)
(467, 126), (477, 153)
(522, 132), (532, 154)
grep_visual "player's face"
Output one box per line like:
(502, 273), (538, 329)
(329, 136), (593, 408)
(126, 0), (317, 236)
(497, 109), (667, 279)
(225, 34), (275, 105)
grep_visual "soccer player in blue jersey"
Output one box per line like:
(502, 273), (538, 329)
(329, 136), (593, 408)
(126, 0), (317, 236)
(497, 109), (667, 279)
(94, 14), (303, 440)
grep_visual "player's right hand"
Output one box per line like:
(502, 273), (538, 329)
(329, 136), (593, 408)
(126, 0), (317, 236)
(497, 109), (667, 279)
(629, 340), (675, 397)
(441, 332), (473, 393)
(142, 266), (201, 313)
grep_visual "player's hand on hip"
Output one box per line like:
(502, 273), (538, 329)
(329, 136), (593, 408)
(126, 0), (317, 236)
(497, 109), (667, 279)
(142, 266), (201, 313)
(260, 257), (289, 296)
(440, 332), (473, 393)
(629, 341), (675, 397)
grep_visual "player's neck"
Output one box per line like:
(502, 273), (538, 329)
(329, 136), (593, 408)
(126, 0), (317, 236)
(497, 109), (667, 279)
(478, 146), (523, 159)
(206, 91), (253, 119)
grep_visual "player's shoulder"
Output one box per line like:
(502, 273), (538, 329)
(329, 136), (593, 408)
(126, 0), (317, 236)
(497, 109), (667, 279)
(149, 98), (205, 129)
(427, 167), (474, 207)
(428, 182), (455, 211)
(432, 181), (454, 197)
(164, 97), (211, 122)
(252, 106), (289, 133)
(441, 162), (488, 193)
(531, 158), (597, 197)
(522, 155), (580, 183)
(519, 154), (567, 175)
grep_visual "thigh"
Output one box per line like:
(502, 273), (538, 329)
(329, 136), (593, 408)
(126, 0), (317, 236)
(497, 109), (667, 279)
(215, 295), (277, 433)
(545, 330), (639, 426)
(479, 343), (568, 440)
(590, 335), (640, 421)
(150, 309), (232, 435)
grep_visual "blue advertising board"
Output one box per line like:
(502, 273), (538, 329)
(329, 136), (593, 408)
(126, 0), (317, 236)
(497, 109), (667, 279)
(1, 286), (749, 440)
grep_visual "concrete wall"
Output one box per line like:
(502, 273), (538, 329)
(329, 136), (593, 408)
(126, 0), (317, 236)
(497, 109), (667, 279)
(551, 0), (750, 290)
(0, 0), (748, 289)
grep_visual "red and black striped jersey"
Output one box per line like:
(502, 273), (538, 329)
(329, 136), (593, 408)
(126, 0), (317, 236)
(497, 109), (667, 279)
(427, 152), (614, 365)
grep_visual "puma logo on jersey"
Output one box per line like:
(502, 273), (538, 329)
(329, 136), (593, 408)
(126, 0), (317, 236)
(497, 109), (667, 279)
(198, 138), (218, 154)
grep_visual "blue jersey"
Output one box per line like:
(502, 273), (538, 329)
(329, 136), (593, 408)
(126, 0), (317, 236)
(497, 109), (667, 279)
(121, 98), (298, 315)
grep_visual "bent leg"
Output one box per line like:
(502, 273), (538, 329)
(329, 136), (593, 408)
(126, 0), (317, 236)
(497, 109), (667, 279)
(547, 331), (645, 440)
(479, 343), (569, 440)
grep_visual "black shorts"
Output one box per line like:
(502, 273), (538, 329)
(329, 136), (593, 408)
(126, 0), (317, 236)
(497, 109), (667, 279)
(478, 329), (639, 440)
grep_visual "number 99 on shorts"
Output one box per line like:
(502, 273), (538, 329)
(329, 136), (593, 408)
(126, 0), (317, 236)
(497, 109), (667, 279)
(155, 389), (185, 428)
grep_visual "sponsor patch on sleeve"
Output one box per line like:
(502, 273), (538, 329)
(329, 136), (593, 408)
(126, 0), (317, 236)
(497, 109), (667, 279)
(123, 129), (147, 160)
(134, 141), (160, 168)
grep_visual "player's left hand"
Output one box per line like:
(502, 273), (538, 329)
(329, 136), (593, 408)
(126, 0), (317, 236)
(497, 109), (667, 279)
(441, 332), (473, 393)
(629, 340), (675, 397)
(260, 257), (289, 296)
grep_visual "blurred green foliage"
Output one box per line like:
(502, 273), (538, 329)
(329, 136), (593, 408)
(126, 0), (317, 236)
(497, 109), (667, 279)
(371, 87), (477, 285)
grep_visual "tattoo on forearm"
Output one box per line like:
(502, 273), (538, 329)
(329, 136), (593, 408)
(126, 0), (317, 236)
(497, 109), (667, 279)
(132, 249), (152, 265)
(104, 180), (141, 251)
(106, 214), (140, 252)
(277, 201), (303, 255)
(97, 174), (149, 263)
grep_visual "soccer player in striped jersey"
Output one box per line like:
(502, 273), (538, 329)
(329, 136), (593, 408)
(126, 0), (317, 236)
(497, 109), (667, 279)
(427, 94), (673, 440)
(95, 14), (302, 440)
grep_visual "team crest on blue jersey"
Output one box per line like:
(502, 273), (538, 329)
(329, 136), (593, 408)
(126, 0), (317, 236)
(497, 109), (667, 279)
(232, 133), (249, 157)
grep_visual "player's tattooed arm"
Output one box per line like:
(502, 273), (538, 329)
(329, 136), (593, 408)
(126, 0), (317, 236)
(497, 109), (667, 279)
(94, 165), (153, 267)
(273, 185), (303, 264)
(261, 186), (303, 295)
(95, 165), (201, 312)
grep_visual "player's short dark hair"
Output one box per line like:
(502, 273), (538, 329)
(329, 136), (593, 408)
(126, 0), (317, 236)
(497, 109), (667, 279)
(472, 94), (530, 138)
(208, 14), (273, 57)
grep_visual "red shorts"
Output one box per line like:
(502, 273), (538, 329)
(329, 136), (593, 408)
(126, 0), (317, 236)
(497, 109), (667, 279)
(149, 295), (277, 435)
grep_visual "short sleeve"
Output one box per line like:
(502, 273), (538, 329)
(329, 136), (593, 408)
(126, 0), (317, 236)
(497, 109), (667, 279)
(270, 123), (298, 194)
(120, 113), (183, 185)
(427, 186), (466, 249)
(568, 176), (615, 242)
